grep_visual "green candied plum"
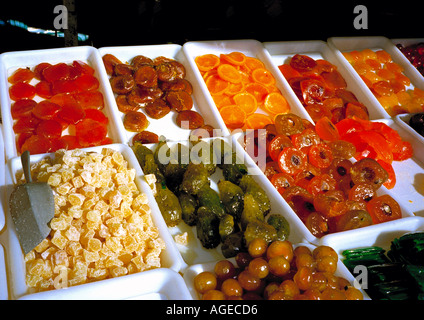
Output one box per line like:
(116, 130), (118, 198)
(222, 163), (248, 185)
(267, 214), (290, 241)
(240, 193), (264, 230)
(190, 140), (217, 175)
(239, 175), (271, 216)
(155, 182), (182, 227)
(221, 231), (246, 258)
(196, 206), (220, 249)
(178, 192), (198, 226)
(180, 162), (210, 195)
(243, 219), (277, 246)
(218, 180), (244, 221)
(197, 184), (225, 219)
(219, 214), (239, 241)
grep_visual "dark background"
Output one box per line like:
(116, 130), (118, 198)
(0, 0), (422, 53)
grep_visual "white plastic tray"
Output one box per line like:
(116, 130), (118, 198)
(182, 40), (312, 131)
(183, 243), (370, 300)
(4, 143), (184, 299)
(19, 268), (191, 300)
(0, 46), (127, 162)
(328, 36), (424, 118)
(263, 40), (388, 120)
(144, 136), (309, 268)
(0, 125), (5, 232)
(0, 244), (8, 300)
(395, 113), (424, 160)
(98, 44), (225, 144)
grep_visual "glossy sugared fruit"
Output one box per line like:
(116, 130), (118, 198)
(366, 194), (402, 224)
(193, 271), (217, 294)
(350, 158), (388, 190)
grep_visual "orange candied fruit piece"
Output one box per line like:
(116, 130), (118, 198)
(252, 68), (276, 87)
(263, 92), (289, 115)
(244, 56), (265, 71)
(362, 49), (377, 60)
(245, 113), (273, 130)
(245, 82), (269, 104)
(233, 92), (258, 115)
(220, 105), (246, 129)
(220, 51), (247, 66)
(195, 54), (220, 72)
(375, 50), (392, 64)
(212, 94), (233, 109)
(217, 64), (242, 84)
(206, 74), (229, 95)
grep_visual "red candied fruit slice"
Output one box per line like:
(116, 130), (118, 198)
(308, 144), (334, 169)
(306, 173), (336, 196)
(290, 54), (317, 72)
(358, 130), (393, 164)
(74, 74), (99, 92)
(321, 70), (347, 90)
(13, 116), (40, 133)
(11, 99), (37, 119)
(58, 103), (86, 125)
(393, 140), (413, 161)
(8, 68), (35, 84)
(74, 91), (104, 109)
(21, 134), (52, 155)
(52, 79), (78, 95)
(377, 160), (396, 189)
(50, 92), (78, 107)
(75, 118), (108, 147)
(72, 60), (95, 76)
(34, 62), (52, 80)
(32, 100), (61, 120)
(84, 109), (108, 125)
(278, 64), (302, 81)
(9, 82), (36, 101)
(35, 81), (53, 99)
(277, 147), (308, 176)
(335, 118), (364, 137)
(300, 79), (326, 105)
(315, 117), (340, 142)
(42, 63), (71, 82)
(16, 132), (32, 154)
(54, 135), (81, 151)
(366, 194), (401, 224)
(345, 102), (369, 120)
(36, 119), (63, 139)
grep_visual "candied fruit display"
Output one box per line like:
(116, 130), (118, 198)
(396, 42), (424, 77)
(7, 61), (111, 155)
(243, 113), (405, 238)
(193, 240), (363, 300)
(343, 49), (424, 116)
(279, 54), (369, 123)
(103, 53), (213, 142)
(19, 148), (165, 292)
(195, 51), (290, 130)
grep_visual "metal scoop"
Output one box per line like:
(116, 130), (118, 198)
(9, 150), (55, 255)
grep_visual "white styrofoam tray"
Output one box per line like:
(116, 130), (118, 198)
(98, 44), (226, 145)
(19, 268), (191, 300)
(4, 143), (184, 299)
(183, 243), (370, 300)
(182, 39), (313, 131)
(395, 113), (424, 160)
(327, 36), (424, 118)
(0, 46), (127, 162)
(0, 125), (5, 232)
(0, 244), (8, 300)
(263, 40), (389, 120)
(143, 135), (309, 268)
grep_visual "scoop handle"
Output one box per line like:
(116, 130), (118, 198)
(21, 150), (32, 184)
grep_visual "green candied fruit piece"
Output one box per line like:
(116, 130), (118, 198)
(196, 206), (220, 249)
(180, 162), (210, 196)
(240, 193), (264, 230)
(267, 214), (290, 241)
(342, 246), (386, 259)
(197, 184), (225, 219)
(178, 192), (198, 226)
(218, 180), (244, 221)
(154, 182), (182, 227)
(243, 219), (277, 246)
(221, 232), (245, 258)
(219, 214), (239, 241)
(239, 175), (271, 216)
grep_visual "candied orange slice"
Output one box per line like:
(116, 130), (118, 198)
(226, 81), (245, 96)
(252, 68), (276, 87)
(245, 83), (269, 104)
(213, 94), (233, 109)
(220, 105), (246, 129)
(233, 92), (258, 115)
(217, 64), (242, 83)
(263, 92), (290, 115)
(245, 113), (273, 130)
(206, 74), (229, 95)
(221, 52), (247, 66)
(195, 54), (220, 72)
(245, 57), (265, 71)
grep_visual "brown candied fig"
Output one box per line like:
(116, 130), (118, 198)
(145, 99), (171, 119)
(190, 124), (215, 140)
(134, 65), (158, 88)
(153, 56), (174, 66)
(131, 55), (154, 68)
(116, 95), (139, 113)
(350, 158), (388, 190)
(103, 54), (123, 75)
(166, 90), (193, 112)
(156, 62), (178, 82)
(132, 131), (159, 144)
(110, 75), (135, 94)
(123, 111), (150, 132)
(169, 60), (186, 79)
(127, 86), (162, 108)
(114, 64), (135, 76)
(176, 110), (205, 129)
